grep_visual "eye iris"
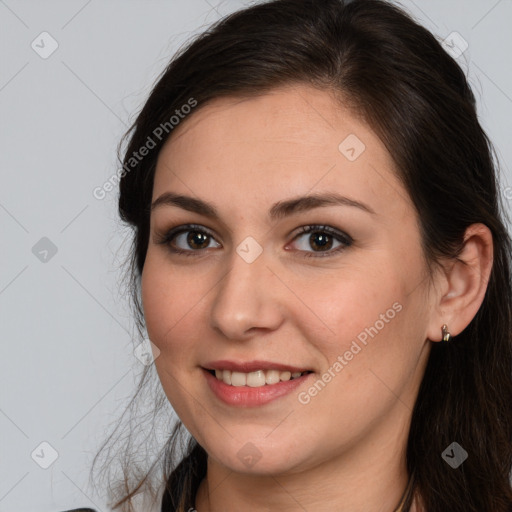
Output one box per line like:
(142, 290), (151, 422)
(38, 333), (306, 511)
(310, 232), (332, 251)
(187, 231), (209, 249)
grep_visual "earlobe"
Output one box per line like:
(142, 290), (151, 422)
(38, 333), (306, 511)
(427, 223), (493, 342)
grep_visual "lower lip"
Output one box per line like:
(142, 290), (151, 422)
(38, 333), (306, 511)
(203, 368), (312, 407)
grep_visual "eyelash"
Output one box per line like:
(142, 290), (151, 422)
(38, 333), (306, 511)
(155, 223), (353, 258)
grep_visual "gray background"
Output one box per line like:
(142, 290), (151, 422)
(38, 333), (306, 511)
(1, 1), (511, 511)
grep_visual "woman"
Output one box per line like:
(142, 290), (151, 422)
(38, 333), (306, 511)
(91, 0), (512, 510)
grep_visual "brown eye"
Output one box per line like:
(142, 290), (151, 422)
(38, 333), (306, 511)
(308, 232), (333, 251)
(157, 224), (221, 255)
(290, 225), (353, 257)
(186, 230), (211, 250)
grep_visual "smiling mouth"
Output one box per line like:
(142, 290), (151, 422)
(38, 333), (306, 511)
(207, 369), (313, 387)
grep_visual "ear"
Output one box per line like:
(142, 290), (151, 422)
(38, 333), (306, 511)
(426, 223), (493, 342)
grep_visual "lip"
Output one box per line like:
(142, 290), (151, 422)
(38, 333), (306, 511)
(202, 367), (313, 407)
(203, 359), (311, 373)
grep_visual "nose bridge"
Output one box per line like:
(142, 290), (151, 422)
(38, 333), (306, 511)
(209, 240), (282, 338)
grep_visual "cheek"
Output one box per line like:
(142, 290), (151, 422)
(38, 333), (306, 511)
(141, 256), (167, 344)
(140, 253), (203, 420)
(141, 250), (220, 376)
(288, 258), (407, 350)
(296, 259), (424, 394)
(296, 294), (422, 442)
(141, 253), (194, 357)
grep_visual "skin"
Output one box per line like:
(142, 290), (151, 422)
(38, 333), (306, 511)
(141, 84), (493, 512)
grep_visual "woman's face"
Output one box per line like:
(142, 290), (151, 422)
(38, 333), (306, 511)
(141, 84), (436, 475)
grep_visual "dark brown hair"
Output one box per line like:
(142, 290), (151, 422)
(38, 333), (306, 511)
(91, 1), (512, 510)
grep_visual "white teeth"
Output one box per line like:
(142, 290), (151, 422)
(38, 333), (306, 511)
(265, 370), (280, 385)
(212, 369), (308, 387)
(222, 369), (232, 385)
(247, 370), (266, 387)
(231, 371), (246, 387)
(281, 371), (291, 381)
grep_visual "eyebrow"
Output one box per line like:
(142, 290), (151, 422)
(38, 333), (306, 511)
(150, 191), (376, 220)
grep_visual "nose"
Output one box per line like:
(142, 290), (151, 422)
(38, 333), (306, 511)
(209, 244), (284, 340)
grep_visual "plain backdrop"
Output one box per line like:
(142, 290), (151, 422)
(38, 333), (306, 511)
(1, 1), (511, 511)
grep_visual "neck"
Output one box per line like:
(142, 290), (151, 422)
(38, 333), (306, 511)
(196, 461), (413, 512)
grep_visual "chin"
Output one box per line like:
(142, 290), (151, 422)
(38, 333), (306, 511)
(204, 437), (312, 476)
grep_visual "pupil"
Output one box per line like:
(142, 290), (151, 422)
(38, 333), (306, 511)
(310, 232), (332, 251)
(188, 231), (209, 249)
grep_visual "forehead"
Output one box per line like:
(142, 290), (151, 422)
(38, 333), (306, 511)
(153, 84), (413, 221)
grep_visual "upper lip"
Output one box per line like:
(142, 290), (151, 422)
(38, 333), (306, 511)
(203, 360), (312, 373)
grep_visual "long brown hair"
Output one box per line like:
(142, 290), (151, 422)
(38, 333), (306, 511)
(91, 1), (512, 510)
